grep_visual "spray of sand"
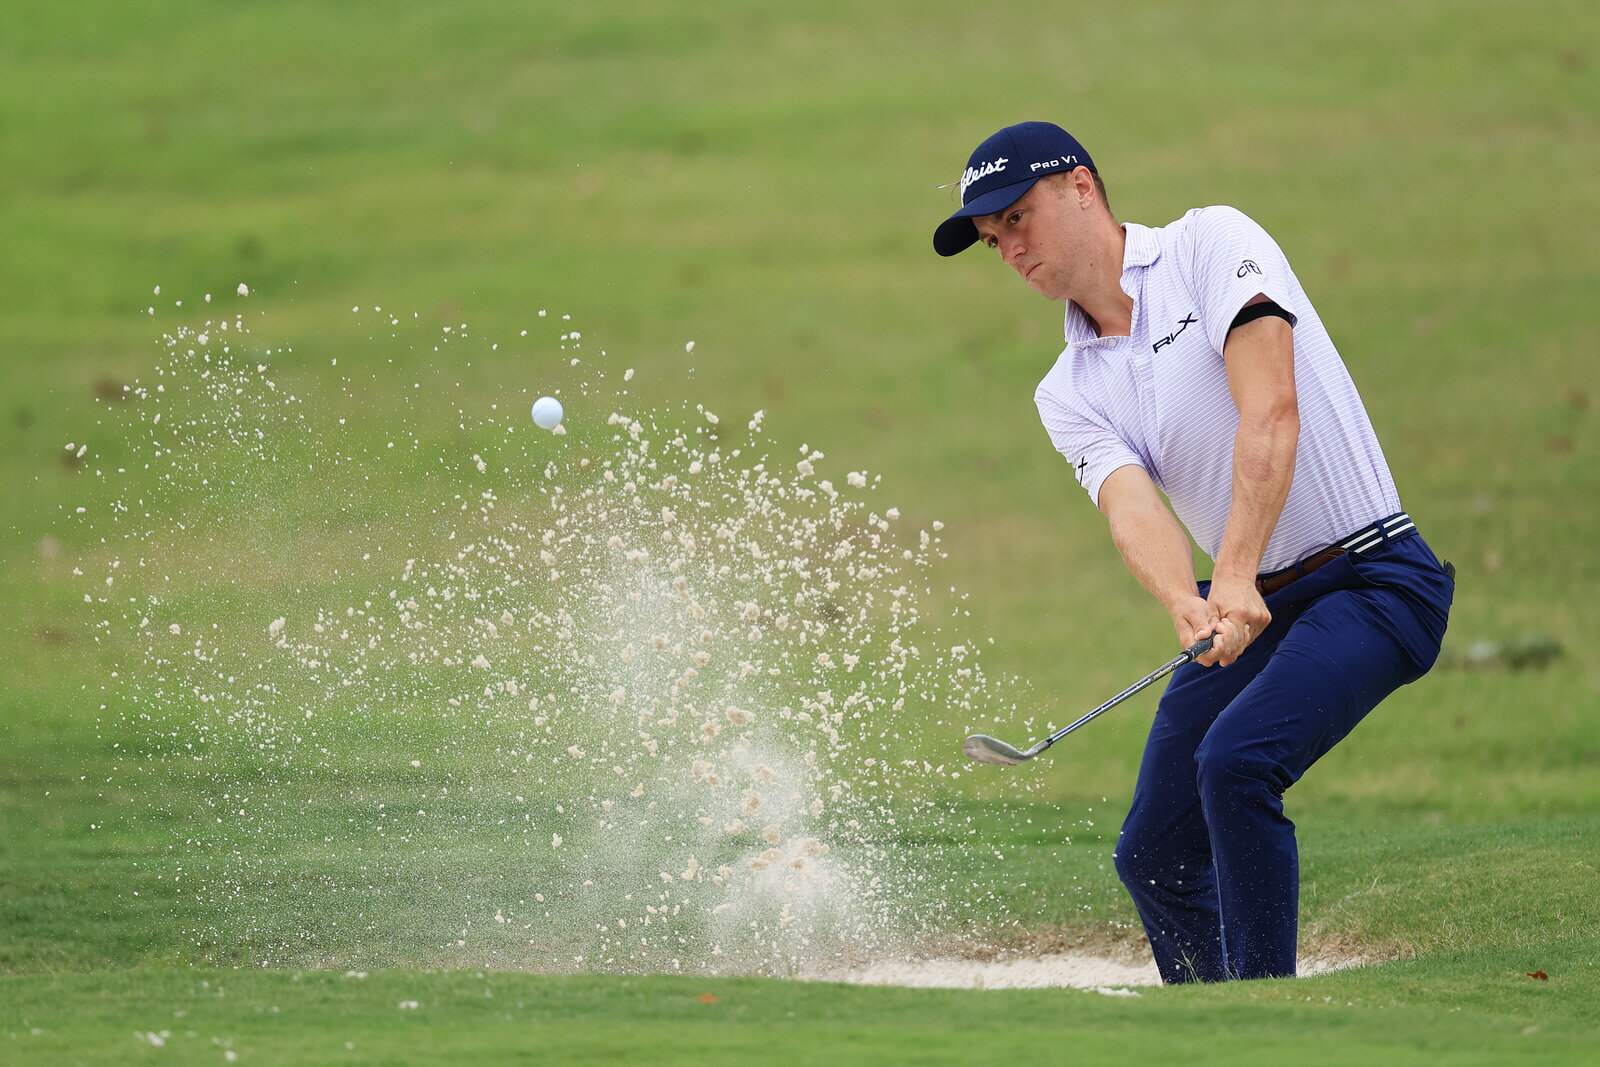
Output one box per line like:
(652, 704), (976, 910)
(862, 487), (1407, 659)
(72, 293), (1076, 977)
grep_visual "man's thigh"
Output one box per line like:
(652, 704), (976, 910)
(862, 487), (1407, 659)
(1197, 585), (1425, 787)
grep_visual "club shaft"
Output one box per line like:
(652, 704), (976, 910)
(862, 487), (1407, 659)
(1035, 637), (1212, 754)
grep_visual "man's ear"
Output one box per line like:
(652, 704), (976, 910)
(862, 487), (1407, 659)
(1074, 167), (1098, 209)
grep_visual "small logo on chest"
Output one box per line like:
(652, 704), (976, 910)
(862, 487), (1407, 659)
(1152, 313), (1198, 353)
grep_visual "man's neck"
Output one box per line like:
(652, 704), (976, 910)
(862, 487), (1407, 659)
(1074, 224), (1133, 338)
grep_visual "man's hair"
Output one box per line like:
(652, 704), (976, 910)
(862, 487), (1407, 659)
(1045, 168), (1113, 219)
(1091, 171), (1112, 217)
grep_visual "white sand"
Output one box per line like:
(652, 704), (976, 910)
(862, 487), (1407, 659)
(804, 953), (1160, 990)
(804, 951), (1368, 990)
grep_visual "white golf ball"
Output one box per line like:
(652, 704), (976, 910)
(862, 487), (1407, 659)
(531, 395), (564, 430)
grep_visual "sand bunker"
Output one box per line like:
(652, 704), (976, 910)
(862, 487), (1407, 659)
(806, 950), (1369, 990)
(806, 952), (1161, 990)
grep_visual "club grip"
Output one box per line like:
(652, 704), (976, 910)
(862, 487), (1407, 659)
(1184, 634), (1215, 660)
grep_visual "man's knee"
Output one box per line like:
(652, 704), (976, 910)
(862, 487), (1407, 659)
(1112, 820), (1158, 889)
(1194, 736), (1293, 811)
(1112, 811), (1209, 892)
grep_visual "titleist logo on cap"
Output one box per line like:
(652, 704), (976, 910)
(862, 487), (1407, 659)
(934, 123), (1096, 257)
(959, 157), (1009, 202)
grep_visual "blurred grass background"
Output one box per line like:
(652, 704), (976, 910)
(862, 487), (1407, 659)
(2, 0), (1598, 989)
(6, 0), (1595, 807)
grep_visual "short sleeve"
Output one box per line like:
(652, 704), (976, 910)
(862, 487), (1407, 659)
(1184, 207), (1300, 354)
(1034, 385), (1146, 507)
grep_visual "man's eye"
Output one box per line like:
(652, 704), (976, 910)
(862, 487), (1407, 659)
(1007, 212), (1023, 225)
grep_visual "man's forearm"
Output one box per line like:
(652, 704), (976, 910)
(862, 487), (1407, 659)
(1213, 409), (1299, 583)
(1214, 314), (1300, 584)
(1102, 470), (1200, 616)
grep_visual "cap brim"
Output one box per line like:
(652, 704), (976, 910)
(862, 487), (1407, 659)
(932, 177), (1042, 257)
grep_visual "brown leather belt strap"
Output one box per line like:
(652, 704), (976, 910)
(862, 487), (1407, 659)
(1255, 546), (1345, 596)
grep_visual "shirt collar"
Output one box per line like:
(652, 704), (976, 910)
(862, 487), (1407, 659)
(1121, 222), (1160, 268)
(1064, 223), (1161, 342)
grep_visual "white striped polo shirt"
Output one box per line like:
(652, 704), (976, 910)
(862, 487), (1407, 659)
(1034, 206), (1401, 573)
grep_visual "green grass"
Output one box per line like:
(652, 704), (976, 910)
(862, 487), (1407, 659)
(3, 962), (1597, 1066)
(3, 0), (1599, 1062)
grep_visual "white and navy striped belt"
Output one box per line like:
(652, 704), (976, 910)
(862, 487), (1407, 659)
(1256, 512), (1415, 596)
(1337, 512), (1416, 554)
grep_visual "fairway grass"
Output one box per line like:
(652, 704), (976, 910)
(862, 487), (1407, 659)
(4, 956), (1597, 1066)
(4, 0), (1598, 1062)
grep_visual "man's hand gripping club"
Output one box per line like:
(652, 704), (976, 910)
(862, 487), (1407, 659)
(1170, 576), (1270, 668)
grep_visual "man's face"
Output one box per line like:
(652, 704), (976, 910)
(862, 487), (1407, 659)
(970, 172), (1093, 301)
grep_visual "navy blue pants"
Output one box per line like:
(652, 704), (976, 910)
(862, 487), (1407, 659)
(1113, 525), (1454, 983)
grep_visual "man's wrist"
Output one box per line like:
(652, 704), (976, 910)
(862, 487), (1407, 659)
(1163, 589), (1205, 619)
(1211, 566), (1258, 587)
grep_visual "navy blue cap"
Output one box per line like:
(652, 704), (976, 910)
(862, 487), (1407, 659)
(933, 122), (1096, 256)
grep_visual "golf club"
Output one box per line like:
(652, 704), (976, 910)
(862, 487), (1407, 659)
(962, 635), (1215, 766)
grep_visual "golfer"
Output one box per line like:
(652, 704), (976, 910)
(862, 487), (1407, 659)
(934, 121), (1454, 982)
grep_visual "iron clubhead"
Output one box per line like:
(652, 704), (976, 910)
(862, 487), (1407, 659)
(962, 733), (1034, 766)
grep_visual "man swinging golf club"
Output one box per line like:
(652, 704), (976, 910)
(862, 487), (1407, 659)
(934, 122), (1454, 982)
